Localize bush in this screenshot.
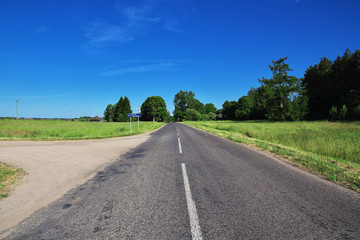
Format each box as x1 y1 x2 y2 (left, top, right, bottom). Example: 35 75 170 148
354 105 360 120
329 106 338 121
185 108 201 121
208 112 217 120
339 105 348 120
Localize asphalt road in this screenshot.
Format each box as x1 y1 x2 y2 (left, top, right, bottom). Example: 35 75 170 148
3 123 360 239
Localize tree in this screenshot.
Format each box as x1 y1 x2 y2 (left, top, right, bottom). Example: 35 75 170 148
185 108 201 121
303 48 360 120
222 100 238 120
204 103 217 114
259 57 301 121
235 96 251 120
103 104 112 122
113 96 132 122
173 90 204 121
141 96 168 121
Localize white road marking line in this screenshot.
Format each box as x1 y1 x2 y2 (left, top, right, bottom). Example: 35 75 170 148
178 137 183 154
181 163 203 240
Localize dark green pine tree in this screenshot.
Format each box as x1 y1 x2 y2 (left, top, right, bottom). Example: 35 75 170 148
259 57 301 121
113 97 124 122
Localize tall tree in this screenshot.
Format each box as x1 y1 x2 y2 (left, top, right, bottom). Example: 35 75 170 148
222 100 238 120
303 48 360 120
113 96 132 122
173 90 204 121
141 96 168 121
204 103 217 114
103 104 112 122
259 57 301 121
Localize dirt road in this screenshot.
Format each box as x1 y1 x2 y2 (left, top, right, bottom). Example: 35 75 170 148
0 132 154 234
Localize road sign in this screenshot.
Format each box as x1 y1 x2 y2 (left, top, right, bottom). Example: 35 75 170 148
127 113 142 132
127 113 142 118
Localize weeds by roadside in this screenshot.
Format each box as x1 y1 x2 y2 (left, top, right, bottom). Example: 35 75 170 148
0 162 25 200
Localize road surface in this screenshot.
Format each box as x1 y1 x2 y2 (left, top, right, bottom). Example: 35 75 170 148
3 123 360 239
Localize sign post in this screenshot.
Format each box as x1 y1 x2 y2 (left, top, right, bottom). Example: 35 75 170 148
127 113 142 132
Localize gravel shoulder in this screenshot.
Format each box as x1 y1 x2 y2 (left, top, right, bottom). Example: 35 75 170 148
0 131 154 234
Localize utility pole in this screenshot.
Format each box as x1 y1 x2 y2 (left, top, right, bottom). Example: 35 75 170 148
137 106 140 131
16 100 18 120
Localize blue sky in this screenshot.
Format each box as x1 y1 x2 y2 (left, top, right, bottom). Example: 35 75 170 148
1 0 359 118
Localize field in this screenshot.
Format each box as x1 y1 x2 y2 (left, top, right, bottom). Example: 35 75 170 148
0 119 164 141
185 121 360 191
0 119 164 199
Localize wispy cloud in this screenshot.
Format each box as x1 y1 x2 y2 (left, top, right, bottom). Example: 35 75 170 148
100 62 176 76
99 58 217 77
35 25 50 34
83 0 194 47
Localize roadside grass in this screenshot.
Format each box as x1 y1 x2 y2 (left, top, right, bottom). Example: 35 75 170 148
185 121 360 192
0 119 165 141
0 162 25 200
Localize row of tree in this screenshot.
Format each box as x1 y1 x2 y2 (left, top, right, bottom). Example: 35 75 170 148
104 95 171 122
104 49 359 122
221 48 360 121
104 96 132 122
173 90 217 121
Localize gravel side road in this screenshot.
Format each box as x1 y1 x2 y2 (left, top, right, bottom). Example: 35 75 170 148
0 131 155 236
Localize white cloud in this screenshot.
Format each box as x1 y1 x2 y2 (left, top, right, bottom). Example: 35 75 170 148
84 0 194 47
84 22 133 46
100 62 176 76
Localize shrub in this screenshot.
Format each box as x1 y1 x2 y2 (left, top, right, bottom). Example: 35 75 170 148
339 105 348 120
185 108 201 121
354 105 360 120
329 106 338 121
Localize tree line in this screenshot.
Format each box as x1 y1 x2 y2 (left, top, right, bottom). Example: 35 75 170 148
104 48 359 122
103 96 132 122
221 48 360 121
103 95 171 122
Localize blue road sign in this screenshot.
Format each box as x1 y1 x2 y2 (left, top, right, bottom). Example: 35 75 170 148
127 113 142 118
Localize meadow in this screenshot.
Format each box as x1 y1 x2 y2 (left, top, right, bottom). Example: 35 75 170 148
0 119 164 140
185 121 360 191
0 119 164 199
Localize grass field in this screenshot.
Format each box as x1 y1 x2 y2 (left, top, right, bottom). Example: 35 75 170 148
185 121 360 191
0 119 165 141
0 119 165 199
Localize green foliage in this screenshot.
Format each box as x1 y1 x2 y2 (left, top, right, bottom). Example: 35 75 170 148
104 104 112 122
141 96 168 121
354 105 360 120
259 57 303 121
222 100 238 120
208 112 216 120
204 103 217 114
173 90 207 121
303 48 360 120
339 105 348 120
104 96 132 122
329 106 338 121
0 162 24 200
185 108 201 121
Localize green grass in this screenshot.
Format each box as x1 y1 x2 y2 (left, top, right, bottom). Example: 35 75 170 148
0 119 165 141
185 121 360 191
0 162 25 200
0 119 165 199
